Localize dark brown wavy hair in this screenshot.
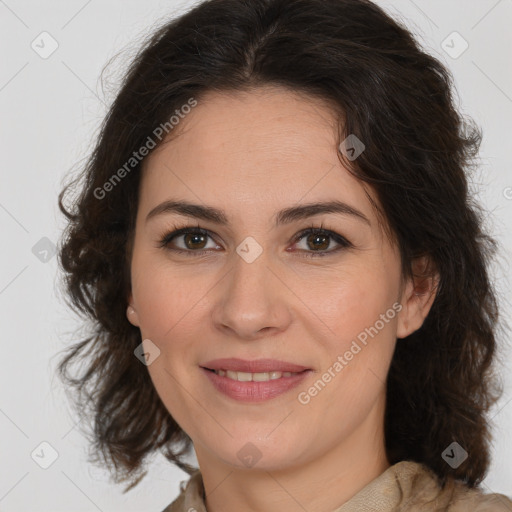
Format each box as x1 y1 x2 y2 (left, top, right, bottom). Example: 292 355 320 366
56 0 505 493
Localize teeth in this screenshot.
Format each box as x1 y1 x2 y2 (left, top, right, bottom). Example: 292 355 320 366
214 369 298 381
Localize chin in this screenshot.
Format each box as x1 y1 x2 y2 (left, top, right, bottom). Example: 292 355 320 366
209 435 305 472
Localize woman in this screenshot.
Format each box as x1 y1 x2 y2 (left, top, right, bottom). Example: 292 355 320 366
57 0 512 510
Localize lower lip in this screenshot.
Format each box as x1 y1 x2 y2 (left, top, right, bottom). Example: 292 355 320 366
200 367 312 402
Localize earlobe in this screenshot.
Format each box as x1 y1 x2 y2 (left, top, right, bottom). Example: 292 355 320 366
396 256 439 339
126 294 140 327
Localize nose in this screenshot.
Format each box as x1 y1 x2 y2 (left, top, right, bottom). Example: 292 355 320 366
210 246 293 340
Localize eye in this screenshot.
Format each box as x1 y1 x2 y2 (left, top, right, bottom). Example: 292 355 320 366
290 226 352 258
158 225 220 255
157 223 352 258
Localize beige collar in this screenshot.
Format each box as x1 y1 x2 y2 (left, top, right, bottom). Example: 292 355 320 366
162 460 512 512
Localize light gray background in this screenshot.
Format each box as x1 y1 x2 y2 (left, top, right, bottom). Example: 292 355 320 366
1 0 511 510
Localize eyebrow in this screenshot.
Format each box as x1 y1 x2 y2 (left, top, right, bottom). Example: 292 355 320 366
145 199 371 227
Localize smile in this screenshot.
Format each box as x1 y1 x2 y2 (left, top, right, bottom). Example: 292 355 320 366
201 367 312 402
210 369 302 381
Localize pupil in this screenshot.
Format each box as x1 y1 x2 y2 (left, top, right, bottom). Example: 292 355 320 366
185 233 206 249
308 234 328 250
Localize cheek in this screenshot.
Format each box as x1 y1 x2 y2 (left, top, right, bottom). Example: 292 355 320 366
130 257 206 429
131 252 207 338
303 263 400 400
305 263 399 342
300 270 399 422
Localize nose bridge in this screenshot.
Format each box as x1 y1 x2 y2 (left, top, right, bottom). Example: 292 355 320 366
212 240 291 338
231 241 271 296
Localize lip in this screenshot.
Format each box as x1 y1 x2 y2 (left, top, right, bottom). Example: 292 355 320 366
201 358 311 373
200 367 312 402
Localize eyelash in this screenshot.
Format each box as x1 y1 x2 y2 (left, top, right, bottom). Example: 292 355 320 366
157 222 353 259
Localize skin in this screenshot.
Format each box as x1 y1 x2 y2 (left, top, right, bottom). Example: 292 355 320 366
126 85 438 512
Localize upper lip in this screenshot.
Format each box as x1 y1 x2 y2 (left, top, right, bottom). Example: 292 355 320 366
201 358 310 373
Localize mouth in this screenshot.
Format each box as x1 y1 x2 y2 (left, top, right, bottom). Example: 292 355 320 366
200 364 312 402
199 357 312 402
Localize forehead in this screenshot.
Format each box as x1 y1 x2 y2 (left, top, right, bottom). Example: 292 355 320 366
138 86 385 236
150 86 340 168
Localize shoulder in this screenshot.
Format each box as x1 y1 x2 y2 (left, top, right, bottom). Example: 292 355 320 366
394 461 512 511
160 470 205 512
446 479 512 511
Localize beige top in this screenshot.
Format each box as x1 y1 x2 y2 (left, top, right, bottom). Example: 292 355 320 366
161 460 512 512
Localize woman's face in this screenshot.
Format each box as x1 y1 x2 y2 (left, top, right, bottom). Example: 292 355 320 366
127 86 432 474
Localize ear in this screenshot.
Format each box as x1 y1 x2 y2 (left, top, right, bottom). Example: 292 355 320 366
126 292 140 327
396 255 439 339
